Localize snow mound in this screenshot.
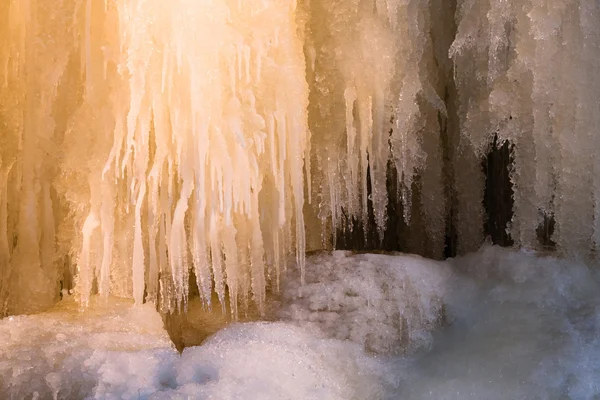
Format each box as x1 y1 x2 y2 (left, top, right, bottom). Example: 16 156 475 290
0 297 396 400
397 245 600 399
0 297 178 400
154 322 397 400
3 247 600 399
277 251 452 354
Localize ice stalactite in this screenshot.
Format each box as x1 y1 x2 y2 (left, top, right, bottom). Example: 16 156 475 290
1 0 600 317
79 0 309 314
306 0 447 257
1 0 310 316
451 0 600 257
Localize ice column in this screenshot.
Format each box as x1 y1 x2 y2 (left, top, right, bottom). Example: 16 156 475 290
306 0 447 257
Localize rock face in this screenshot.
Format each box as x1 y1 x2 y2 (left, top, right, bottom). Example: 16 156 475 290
161 296 233 351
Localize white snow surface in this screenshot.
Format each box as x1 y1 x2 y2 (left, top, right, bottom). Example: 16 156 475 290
2 246 600 399
0 298 178 400
0 297 395 399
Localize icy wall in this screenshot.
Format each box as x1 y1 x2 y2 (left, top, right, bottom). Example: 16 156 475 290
451 0 600 255
0 0 310 316
0 0 599 316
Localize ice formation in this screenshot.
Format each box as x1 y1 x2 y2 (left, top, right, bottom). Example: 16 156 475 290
304 0 447 255
2 247 600 399
0 0 599 317
277 251 451 354
0 0 310 315
451 0 600 254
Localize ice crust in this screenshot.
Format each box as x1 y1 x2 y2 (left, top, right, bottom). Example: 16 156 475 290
277 251 452 354
2 247 600 399
0 299 394 400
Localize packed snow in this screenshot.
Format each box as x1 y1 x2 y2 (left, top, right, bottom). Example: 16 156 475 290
1 246 600 399
0 297 177 399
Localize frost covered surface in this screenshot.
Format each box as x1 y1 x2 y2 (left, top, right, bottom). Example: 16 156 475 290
397 246 600 399
2 248 600 399
0 297 178 399
277 251 451 354
0 299 396 400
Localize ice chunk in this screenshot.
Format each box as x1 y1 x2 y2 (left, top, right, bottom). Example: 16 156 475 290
277 251 452 354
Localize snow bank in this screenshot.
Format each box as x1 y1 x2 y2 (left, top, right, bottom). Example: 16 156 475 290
0 297 396 399
153 322 397 400
0 297 178 399
276 250 452 354
2 247 600 399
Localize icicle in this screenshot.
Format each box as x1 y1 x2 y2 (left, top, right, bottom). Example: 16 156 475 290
2 0 599 319
99 184 114 298
0 160 14 316
78 207 100 308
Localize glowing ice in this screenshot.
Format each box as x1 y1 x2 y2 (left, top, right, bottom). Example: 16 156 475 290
0 0 310 315
0 0 599 317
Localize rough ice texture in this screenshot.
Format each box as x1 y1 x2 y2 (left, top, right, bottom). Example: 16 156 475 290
276 251 451 354
2 248 600 398
451 0 600 256
1 0 600 318
0 298 396 400
0 297 178 399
